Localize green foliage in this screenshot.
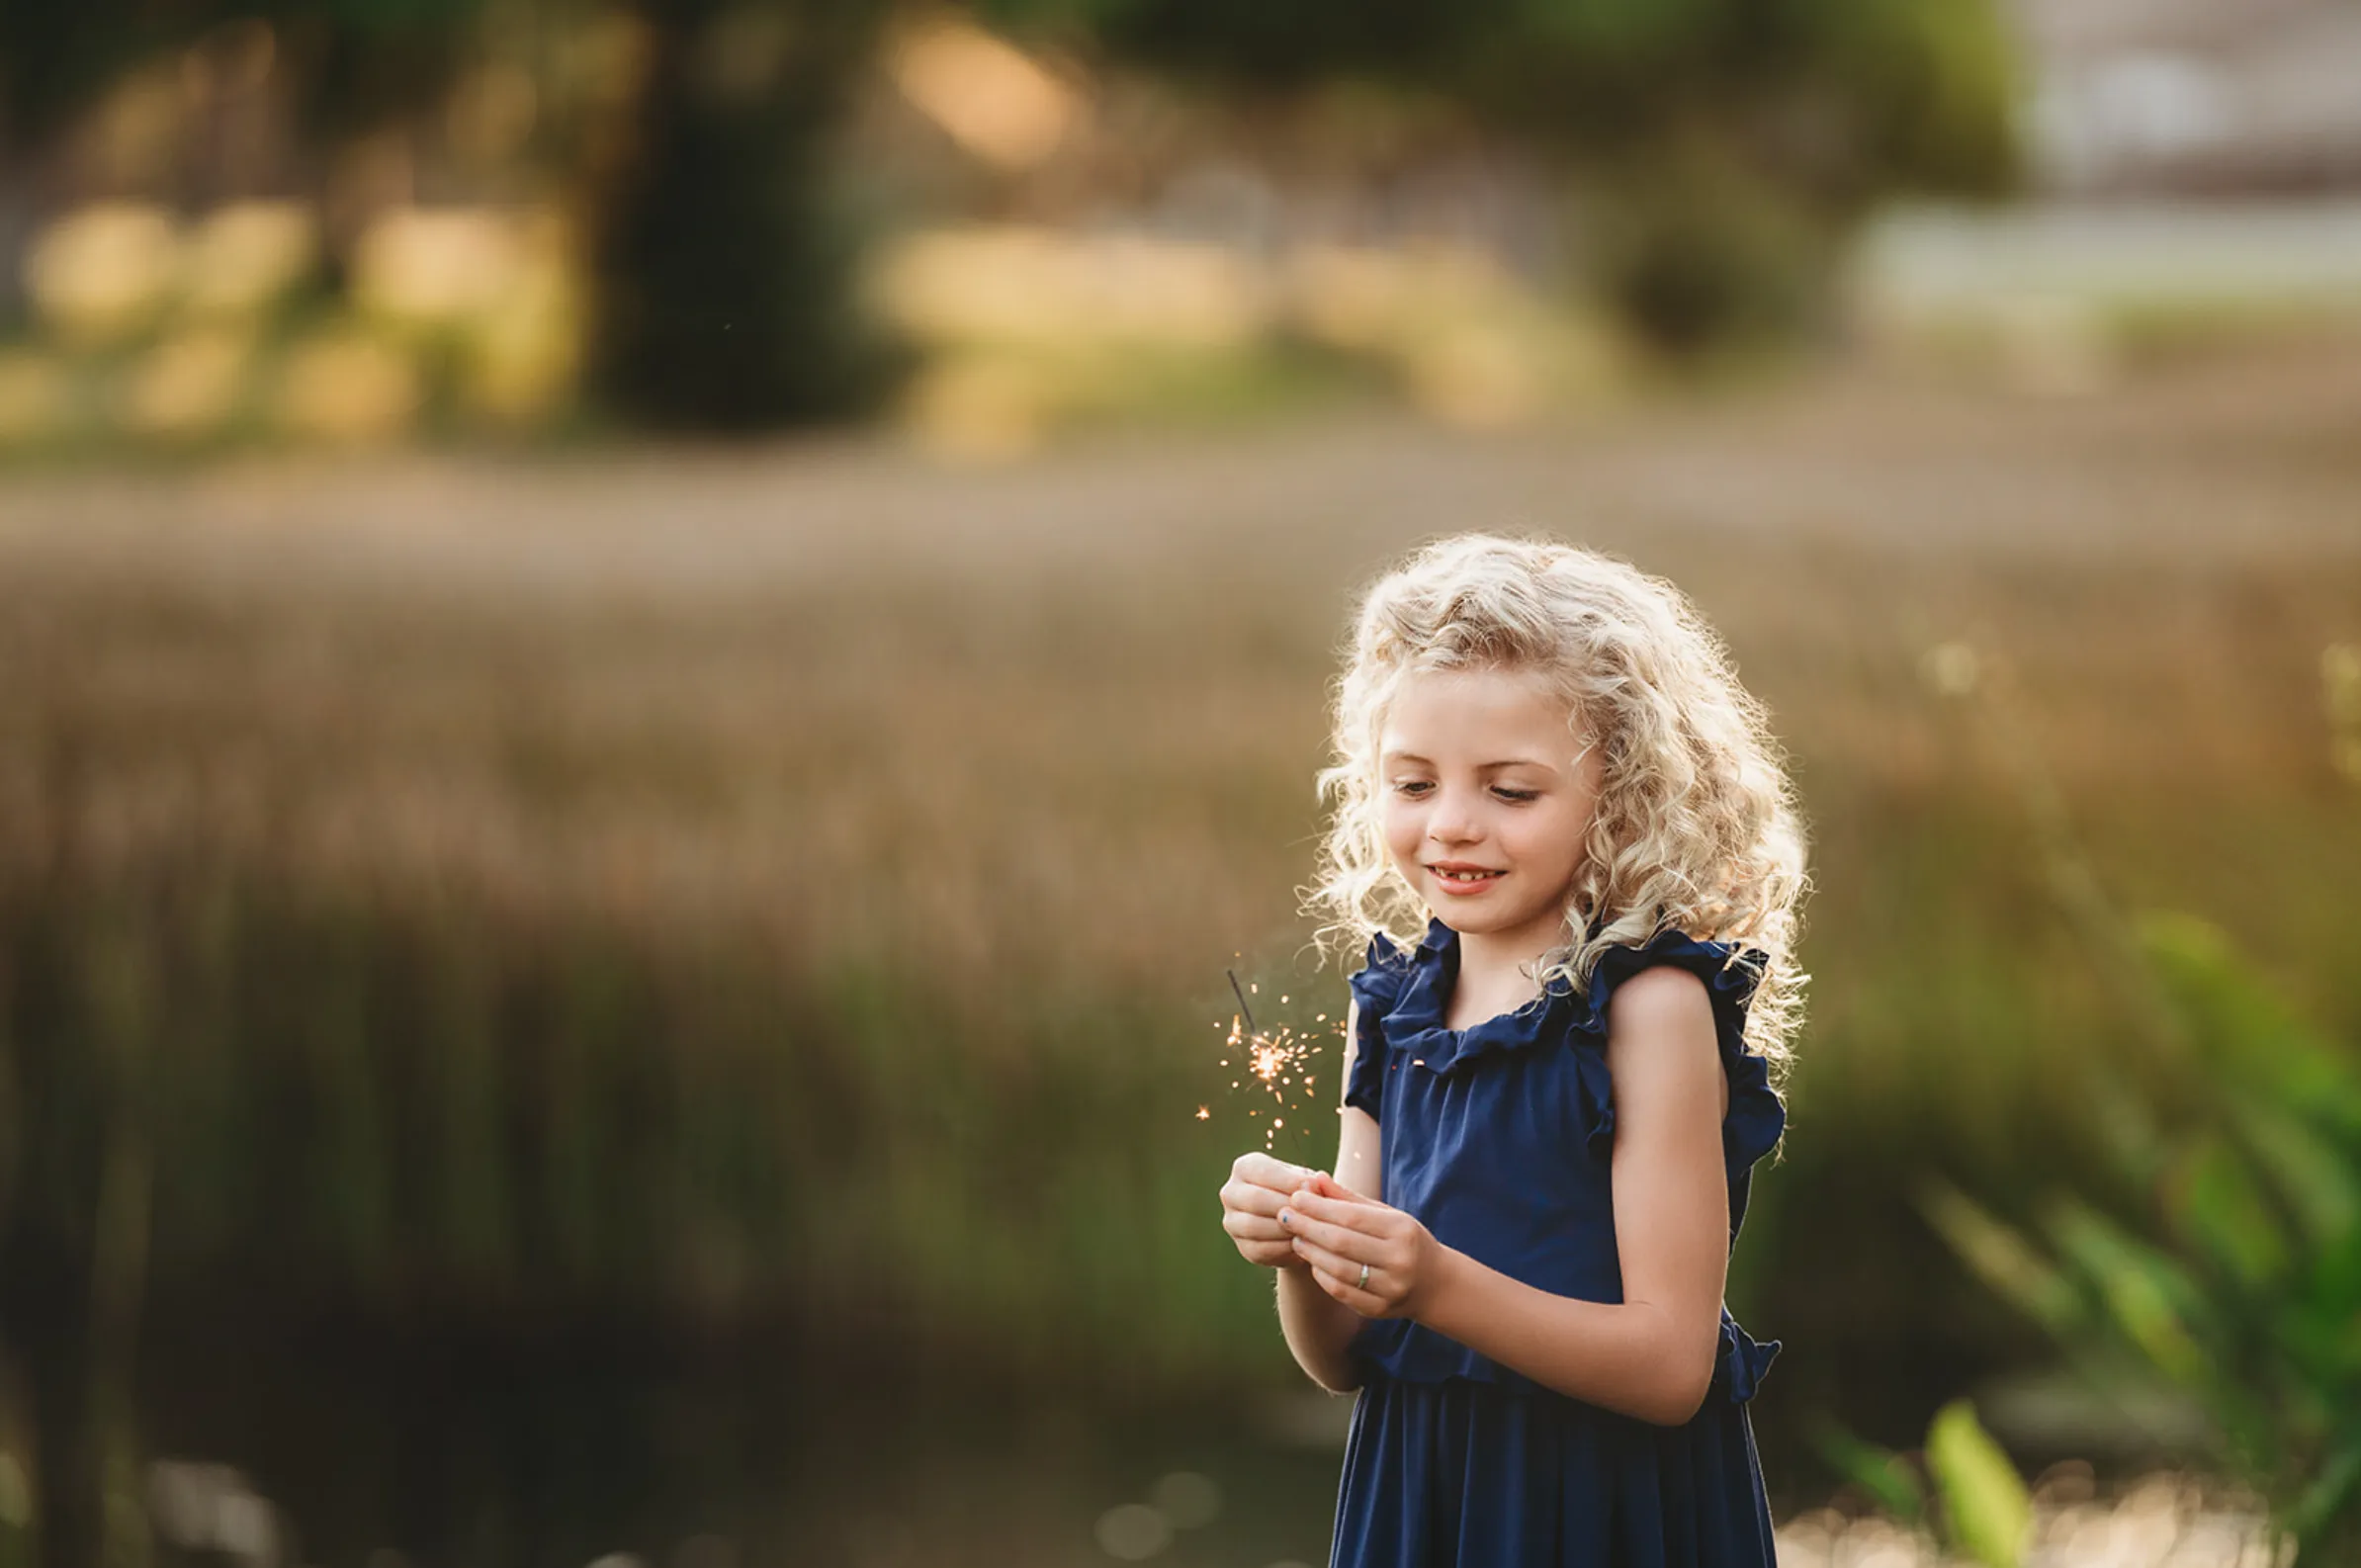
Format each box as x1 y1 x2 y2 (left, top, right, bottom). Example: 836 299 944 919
1585 137 1841 354
1928 915 2361 1563
0 869 1268 1390
1809 1416 1928 1525
985 0 2021 348
1927 1400 2035 1568
1810 1401 2030 1566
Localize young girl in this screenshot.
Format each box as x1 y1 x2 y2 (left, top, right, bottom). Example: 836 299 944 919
1217 534 1806 1566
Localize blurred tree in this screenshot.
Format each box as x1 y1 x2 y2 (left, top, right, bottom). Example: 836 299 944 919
983 0 2022 350
581 0 902 432
0 0 899 429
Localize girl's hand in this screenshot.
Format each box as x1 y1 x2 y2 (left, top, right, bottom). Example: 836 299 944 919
1280 1173 1447 1319
1219 1152 1322 1269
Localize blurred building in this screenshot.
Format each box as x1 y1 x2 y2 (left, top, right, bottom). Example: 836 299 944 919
2014 0 2361 194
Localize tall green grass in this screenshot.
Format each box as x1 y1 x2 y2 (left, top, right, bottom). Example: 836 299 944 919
2 351 2358 1545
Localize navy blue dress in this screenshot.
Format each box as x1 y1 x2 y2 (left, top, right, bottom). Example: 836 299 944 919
1331 918 1785 1568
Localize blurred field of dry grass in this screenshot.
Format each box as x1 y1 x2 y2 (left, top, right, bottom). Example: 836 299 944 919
6 344 2355 962
2 341 2358 1431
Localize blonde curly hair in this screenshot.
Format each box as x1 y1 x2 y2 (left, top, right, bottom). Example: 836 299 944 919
1306 534 1809 1077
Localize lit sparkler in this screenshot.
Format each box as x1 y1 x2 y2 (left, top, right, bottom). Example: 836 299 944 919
1203 967 1336 1158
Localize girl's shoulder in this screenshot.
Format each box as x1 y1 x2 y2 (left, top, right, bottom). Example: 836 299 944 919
1569 927 1767 1043
1575 927 1784 1174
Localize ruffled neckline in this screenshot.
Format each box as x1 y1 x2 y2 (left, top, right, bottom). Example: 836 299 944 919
1356 917 1767 1080
1354 917 1577 1077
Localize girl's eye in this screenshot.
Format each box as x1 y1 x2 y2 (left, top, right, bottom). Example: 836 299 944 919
1390 780 1434 798
1492 787 1539 803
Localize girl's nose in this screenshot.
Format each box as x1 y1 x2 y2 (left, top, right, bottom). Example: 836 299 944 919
1426 789 1483 843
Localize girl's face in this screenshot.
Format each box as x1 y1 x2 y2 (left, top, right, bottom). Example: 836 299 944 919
1378 666 1602 957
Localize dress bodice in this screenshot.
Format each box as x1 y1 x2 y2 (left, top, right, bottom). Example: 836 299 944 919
1341 918 1784 1400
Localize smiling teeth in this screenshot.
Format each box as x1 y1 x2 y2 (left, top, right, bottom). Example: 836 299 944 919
1438 870 1499 882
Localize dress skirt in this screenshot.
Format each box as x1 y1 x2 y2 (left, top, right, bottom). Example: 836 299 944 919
1331 1375 1779 1568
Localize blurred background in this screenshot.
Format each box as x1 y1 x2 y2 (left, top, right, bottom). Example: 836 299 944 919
2 1 2359 1565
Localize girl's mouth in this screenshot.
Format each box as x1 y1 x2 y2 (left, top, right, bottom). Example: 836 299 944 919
1430 865 1505 893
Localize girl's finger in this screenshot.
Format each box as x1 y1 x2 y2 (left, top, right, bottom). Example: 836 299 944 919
1288 1233 1366 1283
1288 1191 1385 1233
1308 1262 1385 1314
1221 1180 1288 1217
1234 1153 1315 1192
1222 1210 1285 1242
1279 1205 1371 1261
1305 1171 1373 1203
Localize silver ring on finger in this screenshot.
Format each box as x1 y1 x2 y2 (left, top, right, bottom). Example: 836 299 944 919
1356 1262 1371 1291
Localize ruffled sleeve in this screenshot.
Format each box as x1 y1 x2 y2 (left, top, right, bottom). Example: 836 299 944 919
1563 931 1786 1177
1712 1309 1783 1402
1343 930 1414 1121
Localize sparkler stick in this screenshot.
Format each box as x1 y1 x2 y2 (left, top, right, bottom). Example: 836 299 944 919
1227 969 1259 1040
